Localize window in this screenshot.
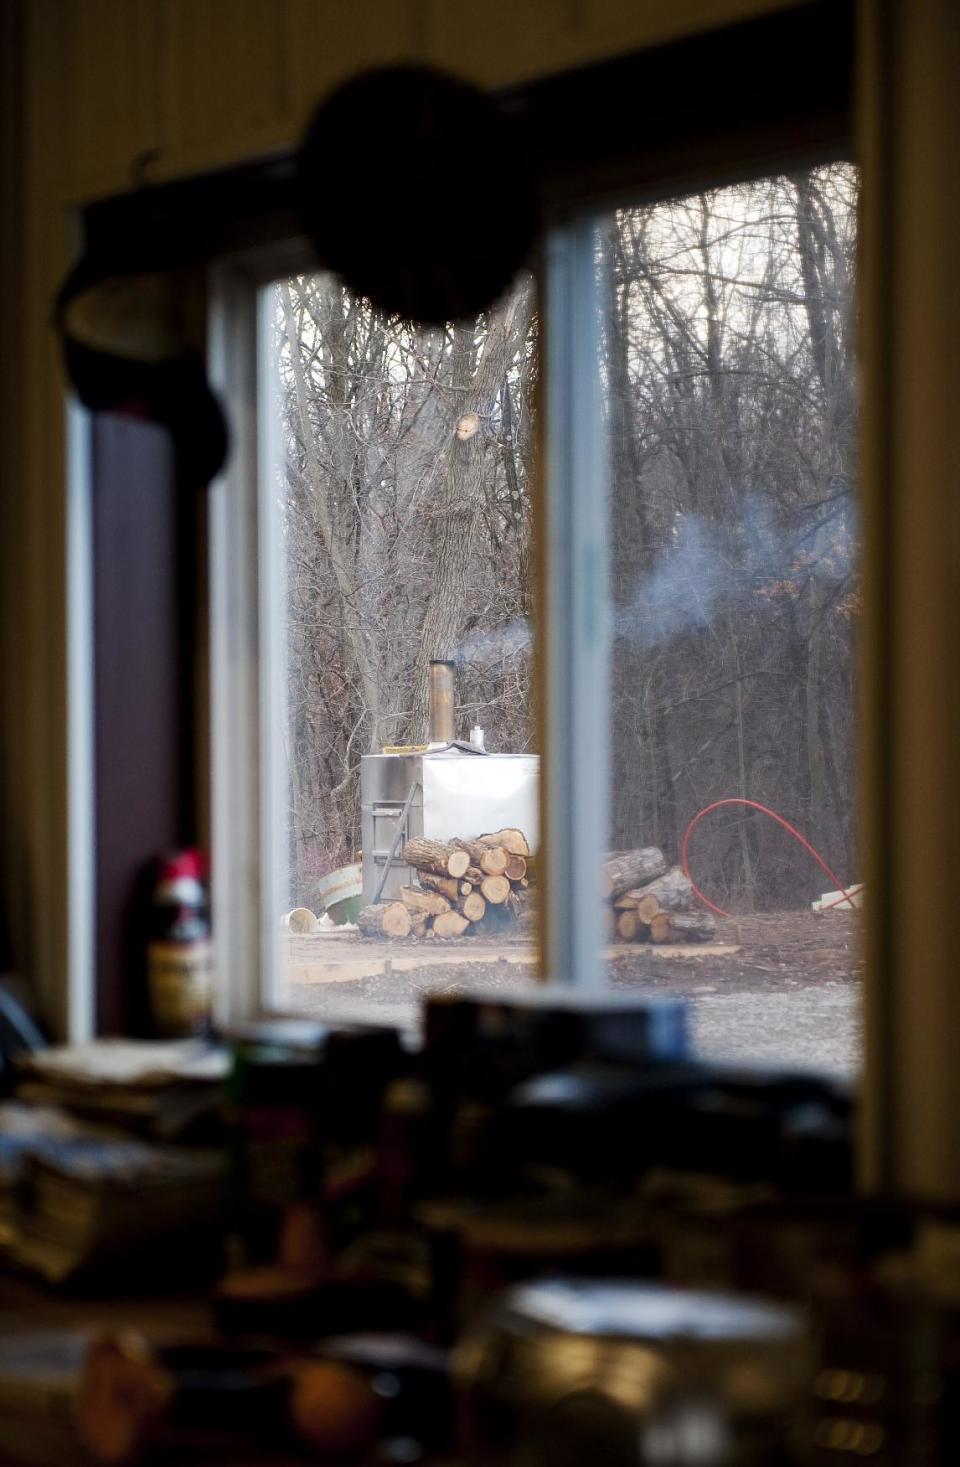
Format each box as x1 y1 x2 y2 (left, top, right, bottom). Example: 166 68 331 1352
263 269 541 1025
202 8 858 1078
599 168 861 1072
228 160 860 1079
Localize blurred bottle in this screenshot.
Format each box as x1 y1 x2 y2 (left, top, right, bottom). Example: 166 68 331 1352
147 849 213 1038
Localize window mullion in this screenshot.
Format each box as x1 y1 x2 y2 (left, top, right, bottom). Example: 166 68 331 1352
209 269 270 1026
542 216 611 985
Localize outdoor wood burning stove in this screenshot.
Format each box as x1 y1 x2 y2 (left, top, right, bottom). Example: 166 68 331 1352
360 662 539 904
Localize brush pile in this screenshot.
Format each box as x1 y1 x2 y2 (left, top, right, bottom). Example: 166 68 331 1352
604 848 717 944
357 829 533 940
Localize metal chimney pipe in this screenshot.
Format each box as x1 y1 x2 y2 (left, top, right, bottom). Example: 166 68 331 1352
429 660 456 744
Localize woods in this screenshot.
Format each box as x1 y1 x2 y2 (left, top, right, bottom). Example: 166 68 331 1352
276 164 858 912
277 274 536 897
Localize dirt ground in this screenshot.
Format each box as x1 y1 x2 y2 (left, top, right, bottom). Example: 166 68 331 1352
286 910 862 1075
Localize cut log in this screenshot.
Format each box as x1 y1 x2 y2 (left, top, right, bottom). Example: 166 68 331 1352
382 903 413 939
601 848 668 900
616 910 651 942
476 829 530 857
402 838 469 879
649 913 671 944
664 910 718 944
465 865 484 886
649 909 717 944
357 902 412 939
460 880 474 896
504 855 527 881
451 838 488 866
613 892 661 924
634 894 661 923
400 886 451 917
480 875 511 905
412 917 429 939
479 846 509 876
418 871 461 904
433 910 470 939
627 865 695 914
461 892 487 923
287 907 320 933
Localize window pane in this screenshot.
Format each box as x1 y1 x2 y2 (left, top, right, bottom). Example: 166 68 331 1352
266 274 540 1022
600 166 861 1072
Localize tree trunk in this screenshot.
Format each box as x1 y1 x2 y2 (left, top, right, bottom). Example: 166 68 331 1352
651 910 718 944
477 828 530 856
452 838 489 866
461 892 487 923
433 910 470 939
615 866 693 913
602 848 668 900
480 874 511 905
280 283 382 751
479 846 509 876
358 903 412 938
400 886 451 917
617 910 650 942
418 871 461 903
402 838 470 878
407 282 536 741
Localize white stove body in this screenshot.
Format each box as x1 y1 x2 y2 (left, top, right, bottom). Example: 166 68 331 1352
360 750 539 904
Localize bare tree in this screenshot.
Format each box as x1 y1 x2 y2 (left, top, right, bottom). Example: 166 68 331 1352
276 275 536 897
275 162 859 911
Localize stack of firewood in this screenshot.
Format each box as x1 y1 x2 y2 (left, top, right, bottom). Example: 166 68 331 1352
357 829 533 940
357 836 715 946
604 848 717 944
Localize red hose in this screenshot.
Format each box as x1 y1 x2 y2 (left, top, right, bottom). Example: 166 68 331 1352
680 797 860 917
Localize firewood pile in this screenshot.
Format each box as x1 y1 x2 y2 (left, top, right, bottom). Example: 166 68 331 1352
357 829 534 941
358 836 717 946
604 848 717 944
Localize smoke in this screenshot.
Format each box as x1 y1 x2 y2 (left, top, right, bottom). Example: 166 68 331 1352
615 493 857 649
453 495 857 662
458 618 532 667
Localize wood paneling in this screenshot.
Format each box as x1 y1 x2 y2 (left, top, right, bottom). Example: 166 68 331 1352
858 0 960 1199
65 0 164 200
11 0 72 1033
284 0 423 129
157 0 292 160
44 0 805 203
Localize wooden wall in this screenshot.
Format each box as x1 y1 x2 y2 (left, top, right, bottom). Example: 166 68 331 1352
50 0 796 202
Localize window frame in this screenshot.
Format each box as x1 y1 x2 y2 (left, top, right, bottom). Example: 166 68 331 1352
207 223 619 1009
210 215 858 1015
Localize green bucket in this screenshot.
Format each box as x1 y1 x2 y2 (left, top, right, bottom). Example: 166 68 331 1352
317 862 363 926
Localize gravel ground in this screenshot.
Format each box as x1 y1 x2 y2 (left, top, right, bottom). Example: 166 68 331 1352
287 911 862 1076
688 984 859 1073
